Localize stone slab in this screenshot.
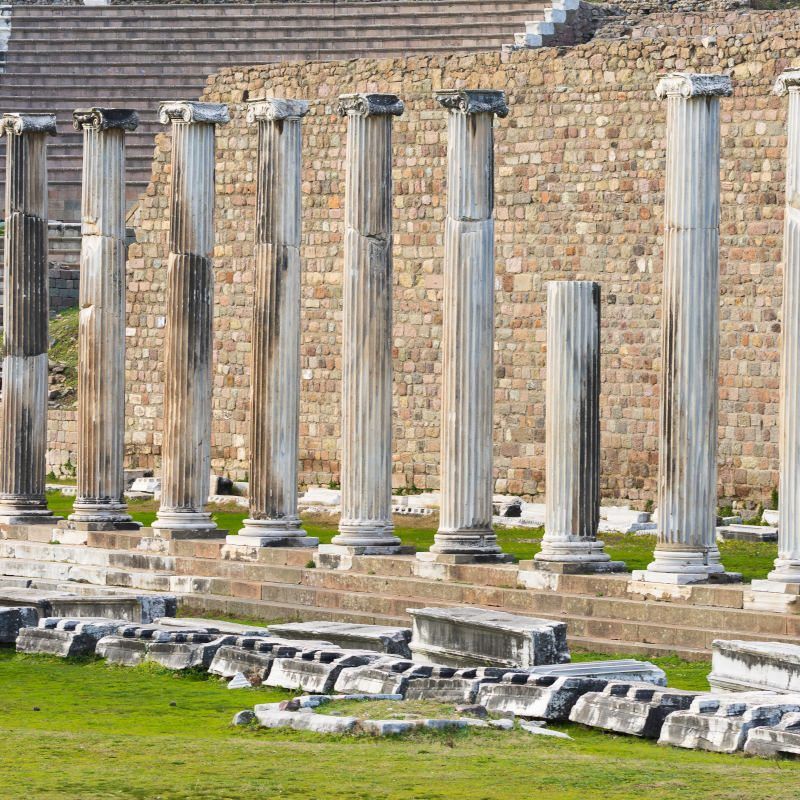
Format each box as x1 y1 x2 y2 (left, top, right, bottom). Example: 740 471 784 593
527 659 667 686
145 634 238 670
155 616 273 636
96 635 149 666
408 606 569 668
404 667 513 704
0 605 38 643
709 640 800 694
744 710 800 757
333 657 431 696
716 524 778 543
478 675 608 720
16 626 98 657
568 681 702 738
659 693 800 753
267 621 412 658
266 649 379 694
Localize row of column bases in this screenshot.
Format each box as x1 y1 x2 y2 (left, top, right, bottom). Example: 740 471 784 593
3 71 800 592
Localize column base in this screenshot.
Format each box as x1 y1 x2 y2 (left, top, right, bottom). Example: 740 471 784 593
68 501 139 530
531 539 626 573
152 508 219 539
0 495 58 525
316 542 415 570
632 547 741 585
331 520 401 550
744 577 800 612
425 529 511 562
228 516 317 548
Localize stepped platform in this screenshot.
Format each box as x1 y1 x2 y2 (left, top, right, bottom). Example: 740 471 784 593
0 0 549 220
1 523 798 662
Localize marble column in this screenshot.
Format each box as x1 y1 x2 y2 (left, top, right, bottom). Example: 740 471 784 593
0 114 57 524
69 108 139 527
756 71 800 597
422 89 510 564
230 98 318 548
329 93 403 553
634 73 733 585
152 101 228 537
534 281 623 573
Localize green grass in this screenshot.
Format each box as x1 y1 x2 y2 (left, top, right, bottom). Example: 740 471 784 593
42 490 780 582
1 648 799 800
47 305 80 407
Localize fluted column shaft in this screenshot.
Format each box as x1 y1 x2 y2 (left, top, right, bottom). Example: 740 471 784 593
637 74 732 584
771 72 800 583
70 109 138 525
427 90 509 561
332 93 403 550
233 99 317 547
0 114 57 523
153 101 228 535
535 281 620 571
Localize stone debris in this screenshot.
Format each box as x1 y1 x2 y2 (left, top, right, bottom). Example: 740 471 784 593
208 637 313 680
145 634 238 671
228 672 253 689
409 606 569 668
568 682 701 738
17 617 129 657
659 693 800 753
527 659 666 686
232 709 256 726
716 524 778 543
404 666 513 704
744 710 800 758
96 635 150 666
479 674 608 720
265 648 379 694
267 621 412 658
520 721 573 740
708 640 800 694
0 605 38 643
333 656 432 695
155 616 273 636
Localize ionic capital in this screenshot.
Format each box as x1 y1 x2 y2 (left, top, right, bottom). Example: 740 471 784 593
655 73 732 100
247 98 309 124
775 70 800 97
337 93 404 118
1 113 57 136
158 101 229 126
73 108 139 132
436 89 509 118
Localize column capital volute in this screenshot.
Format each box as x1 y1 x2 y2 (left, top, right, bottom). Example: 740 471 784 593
247 98 309 124
436 89 509 118
655 72 732 101
0 113 57 136
337 93 404 118
72 107 139 132
775 70 800 97
158 101 230 126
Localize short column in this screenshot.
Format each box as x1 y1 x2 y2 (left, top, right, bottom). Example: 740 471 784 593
421 89 511 564
328 93 403 555
69 108 139 529
229 99 318 548
0 114 58 524
533 281 624 573
748 70 800 610
152 101 229 537
633 73 735 585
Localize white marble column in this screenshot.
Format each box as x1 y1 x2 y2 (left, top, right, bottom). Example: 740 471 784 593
69 108 139 528
534 281 623 573
0 114 58 524
422 89 510 564
634 73 733 585
152 101 228 537
230 98 317 548
330 93 403 553
751 71 800 601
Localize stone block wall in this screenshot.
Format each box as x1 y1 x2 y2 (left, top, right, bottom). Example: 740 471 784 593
120 10 800 505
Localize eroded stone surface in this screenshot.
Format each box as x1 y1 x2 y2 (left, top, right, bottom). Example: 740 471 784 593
709 640 800 694
333 656 431 695
528 659 667 686
744 710 800 758
145 634 237 670
0 605 38 643
268 621 412 658
266 648 379 694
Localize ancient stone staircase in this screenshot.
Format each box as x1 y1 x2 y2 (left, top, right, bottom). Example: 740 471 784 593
2 525 798 662
0 0 550 220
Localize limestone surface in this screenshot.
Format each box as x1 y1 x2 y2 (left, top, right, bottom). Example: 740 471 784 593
267 621 412 657
0 605 38 643
744 710 800 758
266 649 379 694
478 675 608 720
332 656 431 695
145 634 237 670
527 659 667 686
709 640 800 694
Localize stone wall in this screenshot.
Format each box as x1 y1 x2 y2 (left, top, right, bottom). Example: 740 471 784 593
121 10 800 506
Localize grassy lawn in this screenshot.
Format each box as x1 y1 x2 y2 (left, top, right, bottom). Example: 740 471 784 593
1 648 799 800
43 491 778 582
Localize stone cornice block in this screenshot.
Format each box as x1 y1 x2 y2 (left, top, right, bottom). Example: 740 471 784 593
247 98 309 123
1 113 57 136
775 70 800 97
158 101 230 126
655 73 732 100
337 93 404 118
436 89 509 118
72 108 139 132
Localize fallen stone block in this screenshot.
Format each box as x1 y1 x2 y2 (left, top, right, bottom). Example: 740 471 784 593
478 674 608 720
744 710 800 758
333 657 432 695
155 616 272 636
290 713 359 734
569 682 701 738
716 524 778 543
709 640 800 694
0 606 38 643
253 706 298 728
232 709 256 726
266 649 379 694
409 606 569 668
659 693 800 753
520 721 573 740
267 621 412 658
359 719 422 736
209 641 299 681
16 626 97 657
405 667 513 704
145 634 237 671
527 659 666 686
96 635 149 666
